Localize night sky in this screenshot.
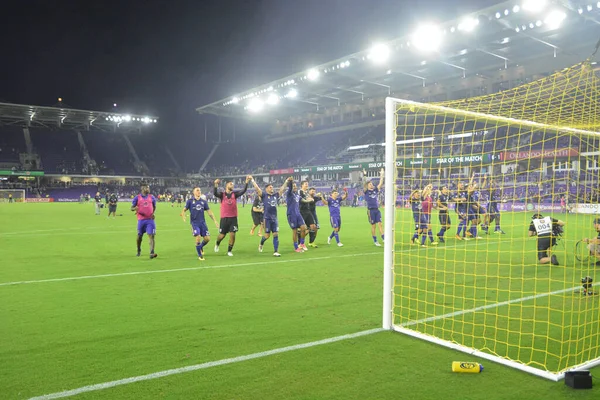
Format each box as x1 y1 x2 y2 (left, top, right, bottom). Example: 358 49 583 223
1 0 501 135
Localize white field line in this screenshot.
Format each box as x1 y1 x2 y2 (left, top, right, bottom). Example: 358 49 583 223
27 328 386 400
0 239 508 288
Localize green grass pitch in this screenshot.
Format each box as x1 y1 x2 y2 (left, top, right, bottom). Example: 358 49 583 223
0 202 599 399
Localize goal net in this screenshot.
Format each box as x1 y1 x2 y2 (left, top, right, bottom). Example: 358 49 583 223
382 62 600 381
0 189 25 203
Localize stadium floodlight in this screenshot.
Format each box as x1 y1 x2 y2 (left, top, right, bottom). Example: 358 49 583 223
412 24 443 53
153 119 157 123
587 4 593 11
113 103 117 107
544 9 566 29
368 43 391 64
124 115 131 122
266 93 279 105
513 5 520 12
307 68 320 81
286 88 298 98
247 98 264 112
231 97 239 104
495 11 501 18
458 17 479 32
522 0 547 13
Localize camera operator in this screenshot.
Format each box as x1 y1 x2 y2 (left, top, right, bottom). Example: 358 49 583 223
582 218 600 266
528 213 565 266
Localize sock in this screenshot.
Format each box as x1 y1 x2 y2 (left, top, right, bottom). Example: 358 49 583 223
216 239 222 246
196 244 203 257
260 237 268 245
472 226 478 237
330 232 336 239
309 231 316 243
381 234 385 241
421 234 427 245
227 244 233 252
438 227 446 237
457 222 464 236
273 236 279 252
150 248 154 254
294 242 298 250
412 232 419 241
300 237 305 245
428 230 434 242
372 235 378 243
334 232 340 243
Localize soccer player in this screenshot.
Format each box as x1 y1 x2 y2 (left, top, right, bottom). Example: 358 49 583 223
8 193 13 203
455 183 470 241
437 186 452 243
482 176 505 234
181 187 218 261
250 179 286 257
363 168 385 246
284 176 308 252
131 183 158 259
94 191 103 215
213 175 251 256
409 189 422 245
250 193 264 236
418 185 438 247
466 183 483 240
528 213 564 265
307 187 322 247
582 218 600 266
299 181 319 247
107 192 118 218
322 188 347 246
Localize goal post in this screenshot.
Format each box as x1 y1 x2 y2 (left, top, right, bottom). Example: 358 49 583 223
0 189 25 203
383 62 600 381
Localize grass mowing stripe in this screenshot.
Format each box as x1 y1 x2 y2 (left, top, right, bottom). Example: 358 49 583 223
27 328 385 400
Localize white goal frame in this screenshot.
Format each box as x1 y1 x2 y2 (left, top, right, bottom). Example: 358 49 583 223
382 96 600 381
0 189 25 202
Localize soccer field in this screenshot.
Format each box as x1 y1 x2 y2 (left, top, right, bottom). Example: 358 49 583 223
1 202 599 399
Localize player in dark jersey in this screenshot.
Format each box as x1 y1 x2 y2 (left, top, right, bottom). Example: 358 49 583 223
321 188 347 246
213 176 251 257
307 187 322 247
250 179 287 257
418 185 437 247
436 186 452 243
284 177 308 252
409 189 422 245
363 168 385 246
455 183 470 241
250 194 264 236
299 181 319 247
482 177 505 234
181 187 218 261
466 183 483 240
107 192 119 218
528 213 564 265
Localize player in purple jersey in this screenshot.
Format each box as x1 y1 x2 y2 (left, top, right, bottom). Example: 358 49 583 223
250 179 288 257
284 177 308 253
363 168 385 246
181 187 218 261
322 188 347 247
131 183 158 259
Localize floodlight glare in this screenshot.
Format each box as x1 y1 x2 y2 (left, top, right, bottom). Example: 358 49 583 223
266 93 279 105
247 98 264 112
231 97 239 104
368 43 390 63
513 5 520 12
544 9 566 29
124 115 131 122
458 17 479 32
307 68 320 81
412 24 443 52
522 0 547 13
587 4 593 11
286 88 298 98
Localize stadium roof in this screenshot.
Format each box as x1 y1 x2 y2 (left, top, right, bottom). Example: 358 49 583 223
196 0 600 122
0 102 159 133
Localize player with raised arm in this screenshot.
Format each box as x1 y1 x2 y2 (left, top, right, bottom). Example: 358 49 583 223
307 187 322 247
131 183 158 259
181 187 218 261
436 186 452 243
528 213 565 265
321 188 347 246
284 177 308 252
363 168 385 246
250 179 286 257
213 176 251 256
299 181 319 248
455 182 470 241
250 193 264 236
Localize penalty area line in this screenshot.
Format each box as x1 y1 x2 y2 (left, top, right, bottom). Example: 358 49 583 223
28 328 385 400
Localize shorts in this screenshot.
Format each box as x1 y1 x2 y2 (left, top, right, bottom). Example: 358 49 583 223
439 213 451 226
192 222 209 237
219 217 239 235
419 213 431 229
108 204 117 213
457 210 467 221
467 211 479 221
488 203 499 215
137 219 156 236
264 218 279 234
368 209 382 224
330 216 341 229
537 236 553 260
287 214 305 229
301 211 316 227
252 211 264 226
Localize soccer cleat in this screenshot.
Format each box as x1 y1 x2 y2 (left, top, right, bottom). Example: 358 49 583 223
327 237 331 245
430 241 439 246
475 236 483 240
301 244 308 251
214 244 220 252
463 237 471 241
227 252 233 257
150 253 158 259
466 231 473 237
198 256 205 261
258 244 264 253
551 254 559 265
337 242 344 247
273 252 281 257
308 243 318 248
294 248 304 253
438 238 445 243
374 242 382 247
421 244 427 248
455 235 462 241
136 250 141 257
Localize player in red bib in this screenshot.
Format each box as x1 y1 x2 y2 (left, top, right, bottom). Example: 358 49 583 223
213 175 251 256
131 183 158 259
